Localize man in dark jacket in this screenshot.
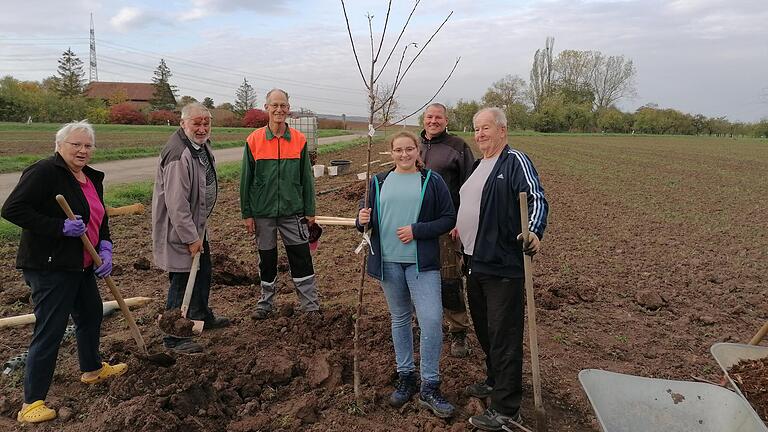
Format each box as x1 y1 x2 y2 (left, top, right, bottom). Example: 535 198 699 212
459 108 549 431
420 103 475 357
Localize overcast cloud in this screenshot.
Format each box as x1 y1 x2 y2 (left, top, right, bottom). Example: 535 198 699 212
1 0 765 121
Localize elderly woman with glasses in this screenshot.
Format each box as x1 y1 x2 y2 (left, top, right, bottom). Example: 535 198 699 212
1 120 127 424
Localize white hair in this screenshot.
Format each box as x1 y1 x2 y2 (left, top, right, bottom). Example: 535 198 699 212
181 102 211 120
55 120 95 151
266 88 289 102
473 107 507 128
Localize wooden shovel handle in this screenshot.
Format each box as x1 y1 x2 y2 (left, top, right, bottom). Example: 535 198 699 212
519 192 548 431
55 194 149 356
106 203 145 217
750 321 768 345
180 252 201 320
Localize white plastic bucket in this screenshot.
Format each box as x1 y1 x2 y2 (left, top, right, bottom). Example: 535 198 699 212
357 172 367 180
313 165 325 177
328 166 339 176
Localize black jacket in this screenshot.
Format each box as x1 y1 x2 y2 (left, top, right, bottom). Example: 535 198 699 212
469 146 548 279
1 153 110 271
420 129 475 209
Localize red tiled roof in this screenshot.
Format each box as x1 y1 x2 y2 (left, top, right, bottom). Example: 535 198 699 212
84 82 157 102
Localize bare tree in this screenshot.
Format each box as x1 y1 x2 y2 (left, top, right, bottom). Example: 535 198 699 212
481 74 527 109
589 53 637 110
529 36 554 112
373 83 400 125
340 0 459 404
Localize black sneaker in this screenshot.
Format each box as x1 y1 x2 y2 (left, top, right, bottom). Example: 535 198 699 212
165 339 203 354
204 315 231 329
468 408 521 431
466 380 493 398
389 371 418 408
418 380 455 418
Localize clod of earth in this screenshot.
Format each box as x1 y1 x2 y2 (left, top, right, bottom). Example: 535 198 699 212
636 289 665 310
728 358 768 420
0 281 30 305
211 253 257 286
133 257 152 270
158 308 195 337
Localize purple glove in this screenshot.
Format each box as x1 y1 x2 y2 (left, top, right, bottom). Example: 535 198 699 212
62 216 86 237
95 240 113 278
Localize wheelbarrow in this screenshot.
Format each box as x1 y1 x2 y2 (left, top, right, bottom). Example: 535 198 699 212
579 369 767 432
711 343 768 403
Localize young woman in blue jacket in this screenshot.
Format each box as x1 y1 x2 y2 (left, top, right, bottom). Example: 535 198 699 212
356 131 456 418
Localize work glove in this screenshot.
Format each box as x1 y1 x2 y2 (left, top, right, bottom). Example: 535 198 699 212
62 216 86 237
517 231 541 256
95 240 113 278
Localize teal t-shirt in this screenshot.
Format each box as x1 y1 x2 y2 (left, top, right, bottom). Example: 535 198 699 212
379 172 421 263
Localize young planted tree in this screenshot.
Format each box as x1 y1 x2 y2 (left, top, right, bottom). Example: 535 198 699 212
234 77 256 117
151 59 178 110
340 0 460 403
56 48 85 97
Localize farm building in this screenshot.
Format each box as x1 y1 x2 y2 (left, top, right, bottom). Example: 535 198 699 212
83 82 175 110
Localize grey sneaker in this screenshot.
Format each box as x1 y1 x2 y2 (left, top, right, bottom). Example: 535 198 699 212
466 380 493 398
469 408 521 431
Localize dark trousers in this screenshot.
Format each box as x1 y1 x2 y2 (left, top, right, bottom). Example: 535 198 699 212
23 269 103 403
466 270 525 416
164 240 213 346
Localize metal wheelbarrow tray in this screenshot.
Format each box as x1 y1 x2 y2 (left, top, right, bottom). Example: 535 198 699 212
711 343 768 408
579 369 767 432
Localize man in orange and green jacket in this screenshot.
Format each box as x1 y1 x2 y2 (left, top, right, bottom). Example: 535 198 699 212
240 88 320 319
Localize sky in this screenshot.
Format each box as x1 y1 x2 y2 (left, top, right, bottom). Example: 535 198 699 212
1 0 767 122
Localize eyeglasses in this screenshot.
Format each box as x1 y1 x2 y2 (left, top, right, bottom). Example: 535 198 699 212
391 146 417 155
268 103 289 110
65 142 94 151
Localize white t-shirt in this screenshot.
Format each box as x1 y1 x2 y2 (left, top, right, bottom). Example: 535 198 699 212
457 156 498 255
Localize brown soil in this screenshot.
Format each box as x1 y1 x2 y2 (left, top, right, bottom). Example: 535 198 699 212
158 308 195 338
0 138 765 431
729 358 768 420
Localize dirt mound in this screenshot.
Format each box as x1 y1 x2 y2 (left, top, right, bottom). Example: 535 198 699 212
158 308 195 337
211 254 258 286
339 180 366 201
728 358 768 420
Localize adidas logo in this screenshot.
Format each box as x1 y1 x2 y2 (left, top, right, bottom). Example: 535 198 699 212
497 173 504 179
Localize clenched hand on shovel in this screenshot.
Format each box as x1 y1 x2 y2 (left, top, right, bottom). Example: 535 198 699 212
517 231 541 256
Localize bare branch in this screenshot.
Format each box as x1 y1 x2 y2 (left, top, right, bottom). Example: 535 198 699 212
372 44 414 113
389 11 453 98
376 57 461 129
373 0 421 83
340 0 370 90
367 13 375 62
373 1 392 63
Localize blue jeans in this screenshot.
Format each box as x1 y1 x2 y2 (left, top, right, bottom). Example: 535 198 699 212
380 262 443 382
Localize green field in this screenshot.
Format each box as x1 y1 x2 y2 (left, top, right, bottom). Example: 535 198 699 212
0 123 353 173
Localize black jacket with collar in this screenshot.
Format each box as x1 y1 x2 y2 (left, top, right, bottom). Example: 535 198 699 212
1 153 110 271
419 129 475 209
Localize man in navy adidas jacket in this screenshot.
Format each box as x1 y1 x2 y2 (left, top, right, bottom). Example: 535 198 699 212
457 107 549 431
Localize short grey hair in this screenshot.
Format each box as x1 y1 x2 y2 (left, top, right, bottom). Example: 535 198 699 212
266 88 289 102
55 120 95 151
473 107 507 128
424 103 448 116
181 102 211 120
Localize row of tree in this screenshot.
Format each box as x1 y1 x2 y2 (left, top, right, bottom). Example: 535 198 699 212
438 37 767 137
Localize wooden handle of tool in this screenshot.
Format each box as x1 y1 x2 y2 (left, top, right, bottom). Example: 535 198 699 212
180 252 201 320
106 203 145 217
519 192 548 431
0 297 154 328
55 194 149 356
749 321 768 345
315 216 357 226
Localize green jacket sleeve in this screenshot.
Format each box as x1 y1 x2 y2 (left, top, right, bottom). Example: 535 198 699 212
300 142 316 216
239 143 254 218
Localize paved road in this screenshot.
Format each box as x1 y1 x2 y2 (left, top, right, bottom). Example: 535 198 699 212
0 133 363 205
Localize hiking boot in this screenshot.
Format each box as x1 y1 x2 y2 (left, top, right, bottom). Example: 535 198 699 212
251 308 272 320
389 371 418 408
465 380 493 398
418 380 455 418
165 339 203 354
450 331 469 358
204 315 231 329
469 407 521 431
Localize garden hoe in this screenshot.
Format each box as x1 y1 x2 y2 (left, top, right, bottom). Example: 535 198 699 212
56 195 175 367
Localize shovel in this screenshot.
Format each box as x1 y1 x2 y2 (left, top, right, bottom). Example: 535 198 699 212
519 192 548 432
56 195 175 367
180 252 205 335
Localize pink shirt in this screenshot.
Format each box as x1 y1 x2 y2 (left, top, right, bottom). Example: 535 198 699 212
79 177 105 268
